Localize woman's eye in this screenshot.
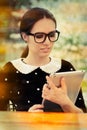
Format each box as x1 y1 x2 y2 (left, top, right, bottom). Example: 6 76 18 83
36 34 44 39
50 32 55 37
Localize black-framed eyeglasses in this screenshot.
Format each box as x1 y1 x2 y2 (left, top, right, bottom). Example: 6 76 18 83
26 30 60 44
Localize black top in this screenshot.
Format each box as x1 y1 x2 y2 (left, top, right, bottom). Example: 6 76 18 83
0 58 86 112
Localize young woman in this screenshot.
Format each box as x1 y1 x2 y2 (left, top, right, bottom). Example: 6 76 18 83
0 7 86 112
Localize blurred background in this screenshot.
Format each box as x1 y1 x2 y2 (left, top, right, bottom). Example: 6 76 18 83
0 0 87 106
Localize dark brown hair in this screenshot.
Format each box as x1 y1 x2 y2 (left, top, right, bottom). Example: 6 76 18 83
20 7 57 58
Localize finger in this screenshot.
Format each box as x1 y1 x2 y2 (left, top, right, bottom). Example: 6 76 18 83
46 76 55 89
33 109 43 112
42 83 50 92
31 104 44 109
42 92 49 100
42 91 47 98
28 104 44 112
42 85 49 98
61 77 67 92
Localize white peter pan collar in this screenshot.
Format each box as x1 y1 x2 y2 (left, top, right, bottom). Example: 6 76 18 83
11 57 61 74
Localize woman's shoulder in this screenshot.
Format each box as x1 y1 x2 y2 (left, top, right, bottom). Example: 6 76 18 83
0 61 16 80
0 59 21 73
1 62 13 72
61 59 74 66
60 59 76 71
61 59 75 71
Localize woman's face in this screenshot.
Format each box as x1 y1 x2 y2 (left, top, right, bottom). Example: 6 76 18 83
25 18 56 58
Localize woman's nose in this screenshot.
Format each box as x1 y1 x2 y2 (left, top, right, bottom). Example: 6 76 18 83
43 36 51 45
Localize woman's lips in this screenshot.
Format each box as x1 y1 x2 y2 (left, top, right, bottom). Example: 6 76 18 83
40 48 50 52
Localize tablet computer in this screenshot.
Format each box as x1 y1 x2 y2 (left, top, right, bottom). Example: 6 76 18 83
42 71 85 112
50 71 85 103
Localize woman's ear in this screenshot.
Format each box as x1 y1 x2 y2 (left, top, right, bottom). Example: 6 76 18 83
21 32 28 42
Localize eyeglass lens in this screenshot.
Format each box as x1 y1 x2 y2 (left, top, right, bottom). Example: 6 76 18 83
34 30 59 43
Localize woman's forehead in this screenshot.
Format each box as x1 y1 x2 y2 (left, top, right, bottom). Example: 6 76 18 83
31 18 56 33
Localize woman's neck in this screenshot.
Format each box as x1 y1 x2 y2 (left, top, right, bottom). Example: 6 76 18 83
23 55 51 66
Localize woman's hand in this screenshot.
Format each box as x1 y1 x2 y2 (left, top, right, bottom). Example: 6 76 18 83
42 76 83 113
42 76 68 106
28 104 44 112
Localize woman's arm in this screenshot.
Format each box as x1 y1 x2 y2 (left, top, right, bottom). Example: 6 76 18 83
42 76 84 113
